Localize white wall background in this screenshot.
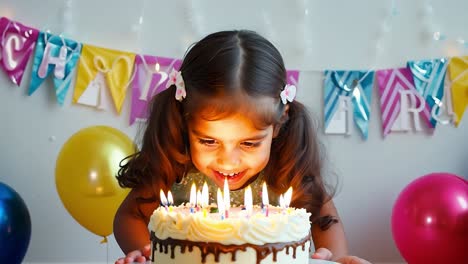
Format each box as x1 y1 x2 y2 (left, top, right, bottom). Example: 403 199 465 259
0 0 467 263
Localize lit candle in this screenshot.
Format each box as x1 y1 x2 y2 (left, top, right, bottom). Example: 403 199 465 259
201 182 209 217
189 182 196 213
262 182 269 217
284 187 293 214
167 190 174 212
244 185 253 217
223 177 230 218
217 188 225 220
160 190 168 211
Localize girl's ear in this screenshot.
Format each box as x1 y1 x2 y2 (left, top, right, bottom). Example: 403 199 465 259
273 104 290 138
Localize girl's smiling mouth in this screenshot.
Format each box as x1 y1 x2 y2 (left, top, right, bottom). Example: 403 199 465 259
213 170 247 188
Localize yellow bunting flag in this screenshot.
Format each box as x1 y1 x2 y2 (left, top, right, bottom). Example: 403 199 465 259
73 44 135 114
448 56 468 127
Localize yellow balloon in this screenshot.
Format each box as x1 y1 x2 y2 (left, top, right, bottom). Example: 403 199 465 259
55 126 135 239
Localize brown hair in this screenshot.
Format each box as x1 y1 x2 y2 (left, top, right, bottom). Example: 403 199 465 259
117 30 336 229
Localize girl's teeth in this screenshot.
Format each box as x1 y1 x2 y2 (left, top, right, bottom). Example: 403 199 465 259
220 171 238 177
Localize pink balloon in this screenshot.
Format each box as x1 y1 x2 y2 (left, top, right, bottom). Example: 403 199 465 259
391 173 468 264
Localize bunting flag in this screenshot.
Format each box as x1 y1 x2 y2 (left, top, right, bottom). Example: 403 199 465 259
376 67 434 136
28 32 81 105
286 70 300 86
407 58 448 128
73 45 135 114
324 70 374 139
0 17 39 86
129 55 182 125
447 56 468 127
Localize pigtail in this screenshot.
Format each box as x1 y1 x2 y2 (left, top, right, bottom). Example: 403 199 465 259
265 101 337 230
116 86 190 193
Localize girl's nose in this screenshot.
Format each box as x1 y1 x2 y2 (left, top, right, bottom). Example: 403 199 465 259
217 147 241 169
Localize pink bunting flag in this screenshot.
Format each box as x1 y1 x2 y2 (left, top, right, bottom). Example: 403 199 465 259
376 67 433 137
129 55 182 125
0 17 39 86
286 70 300 87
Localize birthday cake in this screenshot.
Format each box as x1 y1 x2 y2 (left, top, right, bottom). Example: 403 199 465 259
149 204 312 264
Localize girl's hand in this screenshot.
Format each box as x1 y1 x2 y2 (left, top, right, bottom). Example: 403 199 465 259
312 247 372 264
115 244 151 264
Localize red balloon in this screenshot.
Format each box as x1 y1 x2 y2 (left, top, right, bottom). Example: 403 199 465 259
391 173 468 264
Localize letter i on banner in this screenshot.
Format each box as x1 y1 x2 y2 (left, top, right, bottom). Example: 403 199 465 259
28 32 81 105
376 67 430 137
0 17 39 86
129 55 182 125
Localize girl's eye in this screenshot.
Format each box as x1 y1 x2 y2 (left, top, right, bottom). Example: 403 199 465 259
198 138 217 146
242 141 261 148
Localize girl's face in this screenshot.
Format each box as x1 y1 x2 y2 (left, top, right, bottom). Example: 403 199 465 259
188 113 274 190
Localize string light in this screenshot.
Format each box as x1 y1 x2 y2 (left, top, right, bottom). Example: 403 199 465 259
421 1 466 54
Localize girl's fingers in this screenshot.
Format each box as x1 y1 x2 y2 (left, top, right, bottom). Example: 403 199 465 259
142 244 151 257
126 249 143 259
114 258 125 264
311 247 333 260
134 256 147 263
124 256 136 263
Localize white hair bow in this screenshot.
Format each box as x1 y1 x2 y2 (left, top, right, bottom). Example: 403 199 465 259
280 84 296 104
166 68 186 101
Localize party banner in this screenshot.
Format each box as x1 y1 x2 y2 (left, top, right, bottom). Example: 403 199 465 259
376 67 434 137
324 70 374 139
28 32 81 105
447 56 468 127
129 55 182 125
73 45 135 114
0 17 39 86
407 58 448 128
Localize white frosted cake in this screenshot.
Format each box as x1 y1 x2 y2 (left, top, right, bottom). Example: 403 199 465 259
149 205 312 264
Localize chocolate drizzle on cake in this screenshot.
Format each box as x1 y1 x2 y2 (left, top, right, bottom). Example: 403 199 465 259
150 231 311 264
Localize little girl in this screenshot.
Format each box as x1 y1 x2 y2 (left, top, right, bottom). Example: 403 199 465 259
114 30 370 264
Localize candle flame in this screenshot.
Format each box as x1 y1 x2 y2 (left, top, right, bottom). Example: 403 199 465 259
160 190 168 206
284 187 293 208
190 182 197 206
244 185 253 215
154 62 160 72
201 182 209 207
167 190 173 205
262 182 269 206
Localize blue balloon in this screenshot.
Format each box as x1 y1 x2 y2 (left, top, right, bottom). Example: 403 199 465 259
0 182 31 264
